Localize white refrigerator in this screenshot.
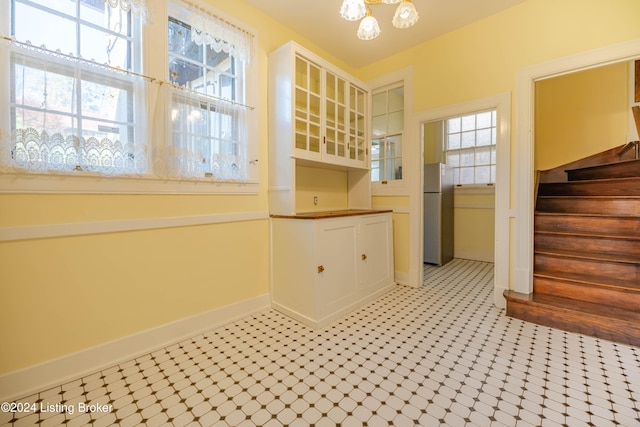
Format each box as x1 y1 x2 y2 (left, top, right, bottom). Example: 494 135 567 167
423 163 454 265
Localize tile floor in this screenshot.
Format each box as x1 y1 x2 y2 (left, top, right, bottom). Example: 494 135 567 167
2 259 639 426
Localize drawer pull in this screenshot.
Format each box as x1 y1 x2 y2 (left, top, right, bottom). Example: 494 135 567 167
361 254 367 260
317 265 325 273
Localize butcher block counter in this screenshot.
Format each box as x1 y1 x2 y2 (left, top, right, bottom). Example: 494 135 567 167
270 210 395 328
270 209 392 220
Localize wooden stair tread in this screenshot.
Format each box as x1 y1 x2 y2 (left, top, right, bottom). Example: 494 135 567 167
504 290 640 320
504 290 640 346
566 158 640 181
517 153 640 346
535 211 640 219
534 247 640 264
538 177 640 196
533 269 640 291
535 229 640 241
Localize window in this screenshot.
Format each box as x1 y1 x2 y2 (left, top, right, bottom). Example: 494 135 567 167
4 0 146 175
371 84 404 181
163 2 251 181
445 110 496 185
0 1 258 193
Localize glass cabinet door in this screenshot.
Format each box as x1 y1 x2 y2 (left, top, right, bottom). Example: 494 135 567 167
294 55 321 157
325 71 347 161
349 85 367 165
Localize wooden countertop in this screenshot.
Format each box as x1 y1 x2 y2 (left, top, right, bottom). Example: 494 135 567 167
270 209 393 220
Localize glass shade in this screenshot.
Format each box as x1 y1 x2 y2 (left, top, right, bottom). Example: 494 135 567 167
392 0 419 28
357 15 381 40
340 0 366 21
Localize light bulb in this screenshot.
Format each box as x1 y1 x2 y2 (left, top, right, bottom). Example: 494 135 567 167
357 14 381 40
392 0 419 29
340 0 366 21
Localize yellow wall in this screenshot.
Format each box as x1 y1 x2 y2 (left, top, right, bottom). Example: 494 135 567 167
358 0 640 287
295 166 348 212
371 196 410 274
0 0 354 376
454 192 495 262
2 0 640 377
535 62 630 171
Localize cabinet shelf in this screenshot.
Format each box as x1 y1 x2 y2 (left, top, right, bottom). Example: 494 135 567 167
268 41 372 215
269 42 394 328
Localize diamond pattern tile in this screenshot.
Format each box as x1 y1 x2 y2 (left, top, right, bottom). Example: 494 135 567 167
1 259 639 426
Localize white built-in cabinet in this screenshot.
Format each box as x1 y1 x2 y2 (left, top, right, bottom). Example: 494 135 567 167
268 41 395 328
268 41 371 215
270 212 395 329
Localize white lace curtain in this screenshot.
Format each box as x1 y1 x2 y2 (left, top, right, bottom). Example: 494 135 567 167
0 40 149 176
186 2 253 65
103 0 149 23
152 84 248 181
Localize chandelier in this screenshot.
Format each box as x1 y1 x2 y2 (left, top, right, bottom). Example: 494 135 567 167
340 0 419 41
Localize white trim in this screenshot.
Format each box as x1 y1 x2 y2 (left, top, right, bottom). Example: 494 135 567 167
414 92 511 307
393 270 412 287
454 203 494 210
368 67 413 196
272 283 396 329
0 293 271 402
515 38 640 295
0 211 269 242
0 173 260 195
454 252 494 263
454 185 495 195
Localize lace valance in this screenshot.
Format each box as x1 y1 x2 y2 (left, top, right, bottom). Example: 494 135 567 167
103 0 149 23
188 5 253 65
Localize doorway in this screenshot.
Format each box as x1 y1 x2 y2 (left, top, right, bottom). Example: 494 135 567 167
412 93 511 307
513 39 640 296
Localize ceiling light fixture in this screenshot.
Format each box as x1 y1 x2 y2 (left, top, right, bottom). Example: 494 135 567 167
340 0 419 41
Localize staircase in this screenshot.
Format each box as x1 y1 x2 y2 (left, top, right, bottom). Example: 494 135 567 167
504 156 640 346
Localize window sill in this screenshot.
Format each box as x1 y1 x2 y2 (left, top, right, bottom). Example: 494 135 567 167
371 179 408 196
454 184 495 195
0 173 259 195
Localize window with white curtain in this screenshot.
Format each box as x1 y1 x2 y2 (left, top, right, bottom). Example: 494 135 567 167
445 110 497 185
1 0 147 176
0 0 258 193
160 2 251 181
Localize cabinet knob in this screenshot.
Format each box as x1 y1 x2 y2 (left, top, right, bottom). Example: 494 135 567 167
361 254 367 260
317 265 325 273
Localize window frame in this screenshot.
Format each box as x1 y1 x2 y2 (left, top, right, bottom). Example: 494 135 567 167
371 83 404 182
0 0 259 194
444 109 497 187
368 67 413 196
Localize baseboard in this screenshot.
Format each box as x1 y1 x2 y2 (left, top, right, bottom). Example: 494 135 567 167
453 251 494 263
0 293 270 402
394 270 412 287
494 287 507 309
272 282 397 330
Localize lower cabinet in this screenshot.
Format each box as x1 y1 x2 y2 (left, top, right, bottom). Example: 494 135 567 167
270 212 395 329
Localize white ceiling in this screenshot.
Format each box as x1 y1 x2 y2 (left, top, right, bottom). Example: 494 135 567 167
244 0 527 68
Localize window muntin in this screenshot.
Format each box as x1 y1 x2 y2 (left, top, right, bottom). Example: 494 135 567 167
13 0 134 70
0 1 258 192
166 9 249 181
168 17 242 101
445 110 496 185
371 85 403 181
7 0 144 175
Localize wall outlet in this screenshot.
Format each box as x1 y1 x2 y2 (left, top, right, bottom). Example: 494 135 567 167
313 196 318 205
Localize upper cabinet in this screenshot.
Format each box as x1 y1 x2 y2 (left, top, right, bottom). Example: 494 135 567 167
268 41 372 215
269 41 369 169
